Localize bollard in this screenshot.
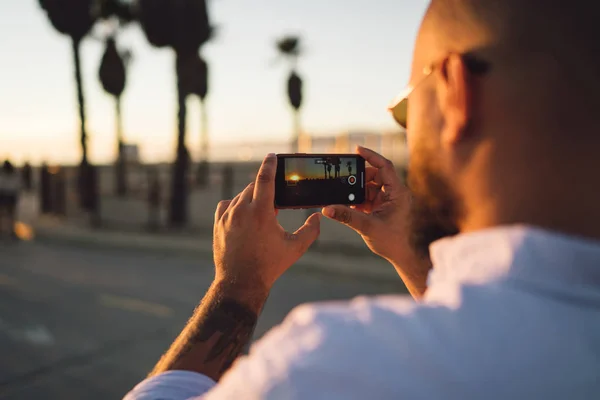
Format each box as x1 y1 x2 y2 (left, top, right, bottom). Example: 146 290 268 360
222 164 234 200
196 160 210 188
54 168 67 217
22 162 33 192
147 168 161 231
40 163 52 214
87 165 101 227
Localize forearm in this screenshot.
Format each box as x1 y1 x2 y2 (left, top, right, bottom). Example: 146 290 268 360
389 252 432 300
150 279 269 381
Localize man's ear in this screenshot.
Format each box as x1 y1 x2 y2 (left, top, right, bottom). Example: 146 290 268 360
436 54 472 146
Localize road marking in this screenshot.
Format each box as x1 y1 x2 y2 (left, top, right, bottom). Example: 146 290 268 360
0 317 55 346
98 294 173 318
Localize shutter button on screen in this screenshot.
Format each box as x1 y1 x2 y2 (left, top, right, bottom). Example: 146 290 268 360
348 193 356 202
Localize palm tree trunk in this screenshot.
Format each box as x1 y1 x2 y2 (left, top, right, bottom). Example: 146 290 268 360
200 99 209 161
72 37 91 210
292 109 301 153
197 99 209 187
170 56 189 227
72 38 88 165
115 97 127 197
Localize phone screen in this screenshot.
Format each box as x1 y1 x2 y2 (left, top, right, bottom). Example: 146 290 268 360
275 154 366 209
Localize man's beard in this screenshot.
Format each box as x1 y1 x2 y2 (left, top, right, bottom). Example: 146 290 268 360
406 149 461 259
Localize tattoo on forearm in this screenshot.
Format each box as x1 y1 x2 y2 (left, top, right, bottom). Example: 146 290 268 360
151 292 261 379
196 298 258 373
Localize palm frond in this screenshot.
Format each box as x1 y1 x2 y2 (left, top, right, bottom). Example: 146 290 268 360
276 36 301 57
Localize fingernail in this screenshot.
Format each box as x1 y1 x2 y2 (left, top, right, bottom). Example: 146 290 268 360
267 153 276 158
322 207 335 218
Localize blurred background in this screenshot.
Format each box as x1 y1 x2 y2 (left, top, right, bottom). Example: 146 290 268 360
0 0 427 398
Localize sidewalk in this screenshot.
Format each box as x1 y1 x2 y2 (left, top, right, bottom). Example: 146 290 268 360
31 216 405 285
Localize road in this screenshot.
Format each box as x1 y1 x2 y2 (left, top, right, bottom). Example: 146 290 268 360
0 240 406 399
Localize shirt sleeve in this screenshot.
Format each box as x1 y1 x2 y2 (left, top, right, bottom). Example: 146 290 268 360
123 370 215 400
123 296 418 400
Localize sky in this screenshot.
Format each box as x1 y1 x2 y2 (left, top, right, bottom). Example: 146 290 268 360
0 0 428 165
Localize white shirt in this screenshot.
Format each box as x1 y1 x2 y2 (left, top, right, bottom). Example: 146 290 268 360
124 226 600 399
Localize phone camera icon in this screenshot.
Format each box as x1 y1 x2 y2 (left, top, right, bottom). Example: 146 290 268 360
348 175 357 186
348 193 356 202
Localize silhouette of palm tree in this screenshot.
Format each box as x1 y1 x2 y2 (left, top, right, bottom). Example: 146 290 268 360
138 0 212 226
99 36 131 196
189 54 210 187
276 36 303 152
38 0 97 207
332 156 341 178
347 161 353 175
96 0 134 197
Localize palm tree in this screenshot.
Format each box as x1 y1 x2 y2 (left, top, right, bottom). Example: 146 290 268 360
189 54 210 187
38 0 97 208
138 0 212 226
95 0 135 197
347 161 353 175
99 36 130 196
276 36 303 152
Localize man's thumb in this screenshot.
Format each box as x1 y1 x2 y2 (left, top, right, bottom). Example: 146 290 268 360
322 205 372 235
290 212 321 252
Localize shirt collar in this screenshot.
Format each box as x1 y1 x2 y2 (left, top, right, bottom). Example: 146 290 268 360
428 225 600 289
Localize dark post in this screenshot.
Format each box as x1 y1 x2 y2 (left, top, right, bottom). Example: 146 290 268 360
148 167 162 232
22 162 33 192
88 165 101 227
55 168 67 217
197 160 209 188
40 163 52 214
222 164 234 200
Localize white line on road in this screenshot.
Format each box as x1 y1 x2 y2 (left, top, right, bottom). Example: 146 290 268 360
0 317 55 346
98 294 174 318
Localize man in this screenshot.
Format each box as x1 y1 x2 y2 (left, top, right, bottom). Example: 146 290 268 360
125 1 600 398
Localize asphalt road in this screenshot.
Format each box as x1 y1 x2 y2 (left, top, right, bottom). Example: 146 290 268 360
0 240 406 399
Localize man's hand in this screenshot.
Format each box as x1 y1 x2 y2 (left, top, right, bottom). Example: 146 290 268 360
322 147 431 299
214 153 321 292
149 154 320 381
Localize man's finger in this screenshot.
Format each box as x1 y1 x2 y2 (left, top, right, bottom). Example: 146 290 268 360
238 182 255 204
253 154 277 206
215 200 232 221
351 202 373 213
366 181 381 202
365 166 378 183
357 146 400 194
228 190 244 211
322 205 374 236
288 213 321 253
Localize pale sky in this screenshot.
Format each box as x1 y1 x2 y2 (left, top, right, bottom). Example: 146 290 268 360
0 0 428 164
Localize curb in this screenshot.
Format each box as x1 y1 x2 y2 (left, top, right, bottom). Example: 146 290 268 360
32 221 406 288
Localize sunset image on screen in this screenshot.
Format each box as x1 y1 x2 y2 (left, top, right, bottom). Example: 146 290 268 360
279 156 361 206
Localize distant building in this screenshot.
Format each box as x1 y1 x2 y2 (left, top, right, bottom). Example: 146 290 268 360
299 130 408 167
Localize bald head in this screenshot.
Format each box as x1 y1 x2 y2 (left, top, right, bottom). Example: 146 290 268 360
420 0 600 115
404 0 600 248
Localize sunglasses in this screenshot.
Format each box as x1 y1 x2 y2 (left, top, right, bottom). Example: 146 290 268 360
388 54 491 129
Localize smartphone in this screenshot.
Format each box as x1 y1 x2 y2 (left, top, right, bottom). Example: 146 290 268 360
275 154 366 209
